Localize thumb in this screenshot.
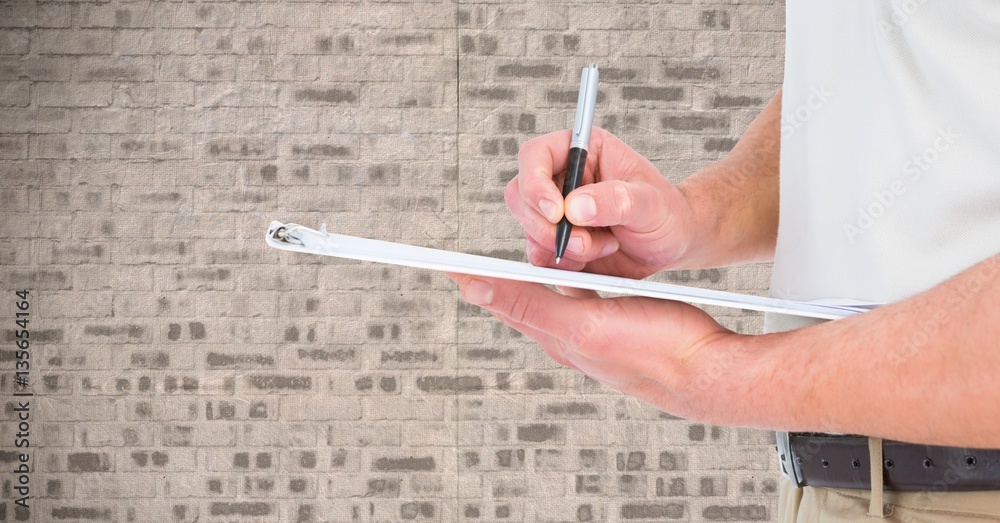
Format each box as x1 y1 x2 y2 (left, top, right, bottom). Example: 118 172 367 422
564 179 669 232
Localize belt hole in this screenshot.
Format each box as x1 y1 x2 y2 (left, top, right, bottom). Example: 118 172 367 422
923 458 933 469
821 458 829 468
966 455 977 467
852 459 860 469
884 459 894 469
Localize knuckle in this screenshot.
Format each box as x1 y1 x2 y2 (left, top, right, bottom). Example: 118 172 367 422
611 180 634 220
517 136 542 163
507 293 532 325
504 178 518 209
530 220 551 247
570 299 616 356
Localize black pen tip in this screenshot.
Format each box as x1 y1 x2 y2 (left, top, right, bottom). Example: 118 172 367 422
555 257 561 265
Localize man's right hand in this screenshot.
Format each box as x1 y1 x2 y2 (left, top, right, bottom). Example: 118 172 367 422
507 127 699 280
508 89 784 279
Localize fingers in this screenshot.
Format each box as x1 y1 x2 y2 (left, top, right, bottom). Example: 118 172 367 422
512 127 671 263
505 177 559 250
564 179 668 232
508 176 622 266
445 273 594 342
555 285 601 299
514 128 609 223
516 130 574 223
486 309 581 371
445 272 587 370
525 233 619 269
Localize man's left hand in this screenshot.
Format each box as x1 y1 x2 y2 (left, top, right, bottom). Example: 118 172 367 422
444 273 745 422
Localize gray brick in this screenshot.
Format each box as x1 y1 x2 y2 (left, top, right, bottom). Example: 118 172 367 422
526 32 609 57
279 396 361 420
80 4 159 28
572 6 651 30
290 85 358 105
0 30 30 55
497 62 561 78
36 30 114 55
38 398 115 421
111 135 193 160
161 4 236 28
76 473 156 500
475 5 569 30
33 134 110 159
115 29 198 55
74 109 156 134
517 424 565 443
665 64 723 81
249 4 322 28
704 137 739 152
0 136 26 159
622 86 685 102
161 424 238 447
0 81 30 106
34 82 111 107
0 4 72 28
245 375 312 391
195 83 281 107
702 504 769 521
415 376 483 393
0 108 68 133
372 456 435 472
621 503 686 519
210 502 272 517
0 57 71 81
712 94 763 108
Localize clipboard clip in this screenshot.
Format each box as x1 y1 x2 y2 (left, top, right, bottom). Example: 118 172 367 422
269 223 304 246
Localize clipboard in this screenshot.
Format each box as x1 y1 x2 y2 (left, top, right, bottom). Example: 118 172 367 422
265 220 876 320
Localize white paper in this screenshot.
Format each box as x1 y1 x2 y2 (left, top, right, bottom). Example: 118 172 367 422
265 221 875 320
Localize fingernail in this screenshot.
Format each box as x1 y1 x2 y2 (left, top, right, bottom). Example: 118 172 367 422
463 280 494 306
568 194 597 222
567 236 584 255
538 199 558 222
600 240 619 257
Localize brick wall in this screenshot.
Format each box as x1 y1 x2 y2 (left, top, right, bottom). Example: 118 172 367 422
0 0 786 521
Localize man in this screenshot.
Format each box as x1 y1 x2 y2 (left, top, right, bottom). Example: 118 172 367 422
447 1 1000 520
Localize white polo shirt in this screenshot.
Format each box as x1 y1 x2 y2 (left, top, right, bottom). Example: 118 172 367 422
766 0 1000 332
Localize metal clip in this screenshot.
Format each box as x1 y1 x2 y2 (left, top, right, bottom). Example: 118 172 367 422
776 431 804 487
271 224 304 246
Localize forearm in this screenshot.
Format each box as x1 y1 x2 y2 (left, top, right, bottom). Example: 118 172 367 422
676 89 782 268
704 253 1000 447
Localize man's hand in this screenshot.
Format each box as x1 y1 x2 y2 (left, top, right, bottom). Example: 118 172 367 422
509 90 784 277
509 127 698 280
445 272 744 421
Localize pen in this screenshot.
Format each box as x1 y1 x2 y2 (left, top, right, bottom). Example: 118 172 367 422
555 64 599 264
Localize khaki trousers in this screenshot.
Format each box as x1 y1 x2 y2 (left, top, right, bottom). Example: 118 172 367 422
778 437 1000 521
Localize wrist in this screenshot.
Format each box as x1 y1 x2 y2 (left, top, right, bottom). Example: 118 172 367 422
670 164 728 269
675 156 779 268
681 329 791 428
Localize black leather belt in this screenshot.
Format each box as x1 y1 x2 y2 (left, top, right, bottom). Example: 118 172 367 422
776 432 1000 491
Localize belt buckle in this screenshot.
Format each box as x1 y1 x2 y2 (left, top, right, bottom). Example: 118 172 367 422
776 431 803 487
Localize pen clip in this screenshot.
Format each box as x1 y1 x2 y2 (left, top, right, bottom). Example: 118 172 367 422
571 64 599 150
